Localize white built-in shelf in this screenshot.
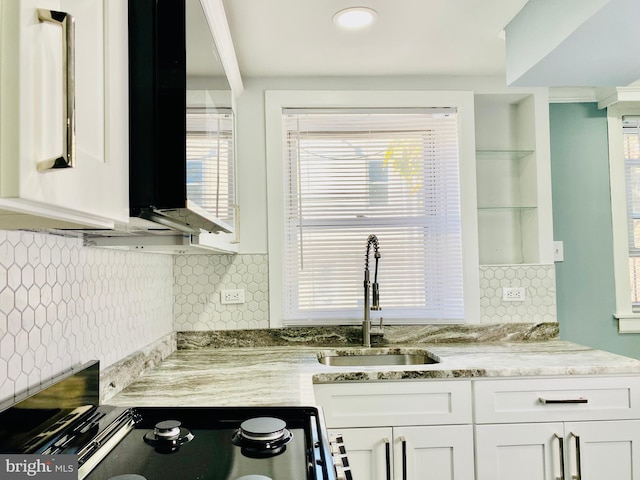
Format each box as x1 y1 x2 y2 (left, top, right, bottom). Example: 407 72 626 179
474 94 545 265
476 149 534 161
477 206 537 211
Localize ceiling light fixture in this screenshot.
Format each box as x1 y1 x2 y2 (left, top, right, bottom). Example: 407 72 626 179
333 7 378 30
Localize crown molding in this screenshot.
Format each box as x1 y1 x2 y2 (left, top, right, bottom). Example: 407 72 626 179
548 87 599 104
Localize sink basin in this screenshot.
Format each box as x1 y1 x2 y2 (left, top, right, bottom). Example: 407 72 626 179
317 348 440 367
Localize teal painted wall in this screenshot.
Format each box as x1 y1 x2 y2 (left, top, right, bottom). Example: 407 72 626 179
550 102 640 358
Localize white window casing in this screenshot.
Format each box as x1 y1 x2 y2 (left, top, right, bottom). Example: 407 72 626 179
608 104 640 332
265 91 480 327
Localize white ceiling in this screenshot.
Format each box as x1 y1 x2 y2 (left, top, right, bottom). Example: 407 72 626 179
221 0 530 78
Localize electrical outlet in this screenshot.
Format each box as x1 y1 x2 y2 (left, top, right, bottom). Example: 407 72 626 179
503 287 525 302
221 289 245 304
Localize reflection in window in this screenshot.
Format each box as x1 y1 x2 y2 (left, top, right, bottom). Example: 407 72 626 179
186 108 234 222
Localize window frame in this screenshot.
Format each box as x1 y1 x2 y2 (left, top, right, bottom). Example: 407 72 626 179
608 103 640 332
265 90 480 327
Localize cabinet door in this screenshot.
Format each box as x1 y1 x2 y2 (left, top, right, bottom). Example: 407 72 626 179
332 427 393 480
568 420 640 480
394 425 474 480
0 0 128 228
475 423 564 480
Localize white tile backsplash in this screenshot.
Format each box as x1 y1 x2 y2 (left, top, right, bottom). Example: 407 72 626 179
479 264 557 323
0 230 174 404
174 254 269 331
174 255 557 329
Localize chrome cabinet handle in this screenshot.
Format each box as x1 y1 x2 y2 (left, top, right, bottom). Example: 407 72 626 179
383 438 391 480
570 433 582 480
539 397 588 404
37 9 76 171
554 433 566 480
399 436 407 480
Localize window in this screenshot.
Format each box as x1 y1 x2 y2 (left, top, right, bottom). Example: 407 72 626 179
265 91 480 326
622 117 640 310
607 104 640 332
186 107 235 223
280 108 463 324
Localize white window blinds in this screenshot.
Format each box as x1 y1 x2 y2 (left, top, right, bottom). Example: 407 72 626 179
622 116 640 310
282 108 464 324
186 108 235 222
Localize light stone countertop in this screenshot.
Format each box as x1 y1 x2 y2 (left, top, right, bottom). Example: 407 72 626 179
105 340 640 408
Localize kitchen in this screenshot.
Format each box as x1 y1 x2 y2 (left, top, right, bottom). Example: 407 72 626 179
2 0 640 478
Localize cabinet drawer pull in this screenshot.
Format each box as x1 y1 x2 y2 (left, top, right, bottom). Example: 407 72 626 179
383 437 391 480
554 433 565 480
37 9 76 171
539 397 588 404
570 433 582 480
399 436 407 480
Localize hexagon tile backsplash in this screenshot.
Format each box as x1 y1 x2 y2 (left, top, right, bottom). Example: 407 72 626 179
173 255 556 330
479 265 557 323
0 230 174 404
174 254 270 331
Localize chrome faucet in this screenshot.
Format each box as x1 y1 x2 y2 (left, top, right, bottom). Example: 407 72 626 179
363 234 381 347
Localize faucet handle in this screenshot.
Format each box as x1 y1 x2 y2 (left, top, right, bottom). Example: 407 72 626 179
371 283 381 310
370 317 384 337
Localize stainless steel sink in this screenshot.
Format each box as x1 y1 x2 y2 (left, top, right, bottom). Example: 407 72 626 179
317 348 440 367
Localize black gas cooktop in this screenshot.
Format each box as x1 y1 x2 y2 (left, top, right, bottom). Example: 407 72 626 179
84 406 331 480
0 361 350 480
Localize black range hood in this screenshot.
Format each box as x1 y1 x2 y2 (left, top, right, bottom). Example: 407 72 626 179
128 0 232 235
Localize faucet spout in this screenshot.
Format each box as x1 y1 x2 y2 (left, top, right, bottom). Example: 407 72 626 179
363 234 381 347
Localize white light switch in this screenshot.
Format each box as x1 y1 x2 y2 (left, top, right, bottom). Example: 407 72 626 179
554 241 564 262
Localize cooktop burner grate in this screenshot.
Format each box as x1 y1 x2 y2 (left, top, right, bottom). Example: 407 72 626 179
143 419 194 452
231 416 293 458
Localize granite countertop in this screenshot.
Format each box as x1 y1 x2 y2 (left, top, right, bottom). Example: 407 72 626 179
105 329 640 408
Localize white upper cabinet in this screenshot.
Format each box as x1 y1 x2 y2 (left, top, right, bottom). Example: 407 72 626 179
0 0 128 229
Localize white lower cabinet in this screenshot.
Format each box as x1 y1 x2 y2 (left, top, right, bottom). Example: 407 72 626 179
333 425 474 480
396 425 474 480
475 420 640 480
332 427 391 480
474 376 640 480
315 375 640 480
314 381 474 480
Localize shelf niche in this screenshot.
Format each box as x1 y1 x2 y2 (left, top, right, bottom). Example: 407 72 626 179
475 94 540 265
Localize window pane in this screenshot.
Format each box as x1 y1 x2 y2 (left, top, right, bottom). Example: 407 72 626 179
630 257 640 305
633 219 640 250
627 164 640 219
282 109 463 324
623 119 640 309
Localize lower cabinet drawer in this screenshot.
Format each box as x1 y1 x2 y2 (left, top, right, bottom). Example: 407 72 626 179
474 375 640 424
314 380 472 428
